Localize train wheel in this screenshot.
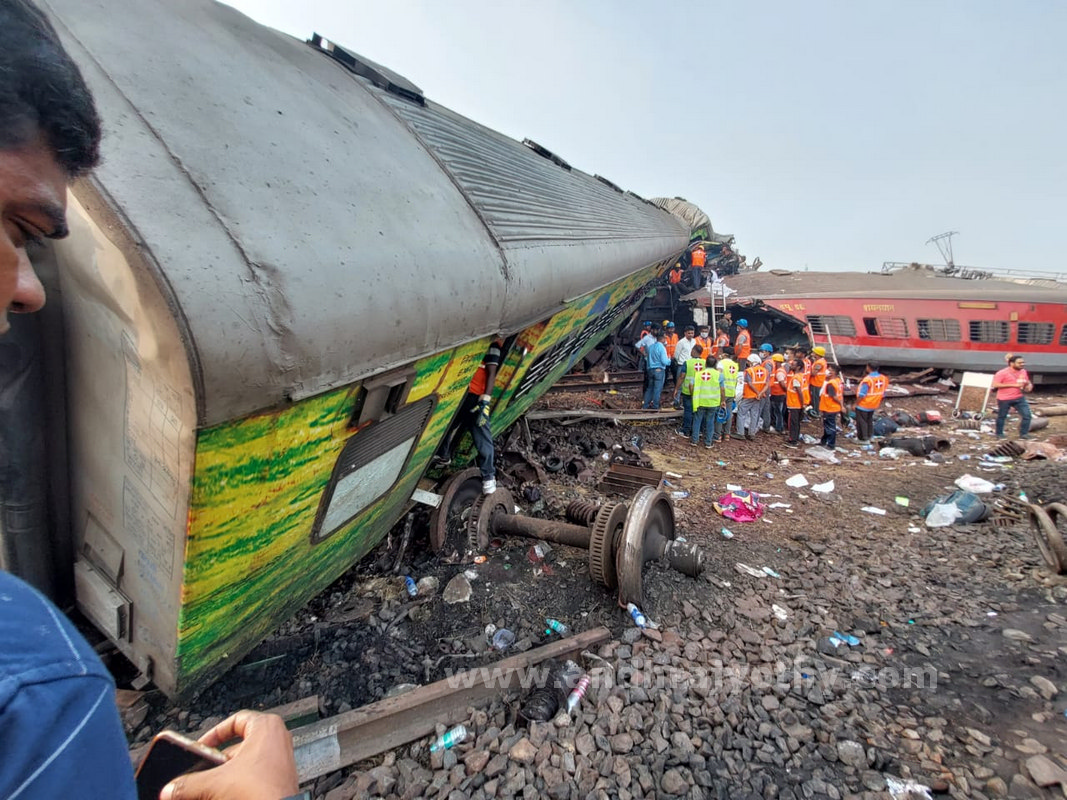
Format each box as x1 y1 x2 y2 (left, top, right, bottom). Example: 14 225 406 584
428 467 482 554
1038 503 1067 575
1028 503 1067 574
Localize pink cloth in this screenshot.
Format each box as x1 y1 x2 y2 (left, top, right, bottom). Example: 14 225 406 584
993 366 1029 401
714 491 765 522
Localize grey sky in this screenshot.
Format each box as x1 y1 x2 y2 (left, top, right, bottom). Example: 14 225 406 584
223 0 1066 273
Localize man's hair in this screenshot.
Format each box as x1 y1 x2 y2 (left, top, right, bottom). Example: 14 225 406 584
1009 355 1025 365
867 362 880 372
0 0 101 176
723 346 734 357
691 344 703 356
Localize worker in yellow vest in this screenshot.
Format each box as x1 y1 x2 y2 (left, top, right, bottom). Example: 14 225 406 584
854 362 889 443
690 358 725 448
675 344 706 439
715 347 739 441
818 365 844 449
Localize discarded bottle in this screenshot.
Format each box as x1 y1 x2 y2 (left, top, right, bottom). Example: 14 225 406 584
626 602 649 629
721 527 734 539
545 618 569 636
671 490 690 499
993 483 1006 492
566 675 591 715
1020 491 1029 502
429 724 467 752
404 576 418 598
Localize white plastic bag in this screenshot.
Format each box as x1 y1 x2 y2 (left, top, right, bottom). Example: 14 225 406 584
953 474 997 494
785 474 809 488
925 503 962 528
806 446 841 464
878 447 908 459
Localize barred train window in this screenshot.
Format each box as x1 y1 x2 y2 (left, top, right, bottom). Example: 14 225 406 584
916 319 961 341
1016 322 1054 345
805 315 856 337
968 321 1010 343
1061 325 1067 347
862 317 908 338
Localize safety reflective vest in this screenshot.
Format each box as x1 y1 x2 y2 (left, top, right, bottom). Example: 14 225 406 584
692 366 722 409
695 335 712 358
734 330 751 361
681 357 705 396
692 249 707 267
810 357 828 388
668 268 683 284
802 358 812 380
712 332 729 358
742 365 769 399
819 377 843 413
857 374 889 410
664 332 679 359
786 370 811 409
719 358 739 398
770 365 787 396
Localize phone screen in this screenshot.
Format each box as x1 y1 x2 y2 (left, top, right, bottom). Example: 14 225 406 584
135 732 225 800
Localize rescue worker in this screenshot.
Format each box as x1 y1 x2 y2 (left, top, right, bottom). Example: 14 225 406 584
769 353 788 433
663 321 679 390
818 364 844 449
434 338 503 494
695 325 713 358
675 344 705 439
634 321 655 395
854 362 888 443
668 262 684 286
784 357 810 447
715 346 740 441
809 346 828 410
686 247 705 290
672 325 697 406
758 343 775 432
690 355 725 448
737 353 769 440
712 325 730 360
642 329 671 409
734 318 752 361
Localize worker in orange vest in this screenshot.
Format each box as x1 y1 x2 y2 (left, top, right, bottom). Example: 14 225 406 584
737 354 770 440
768 353 788 433
734 319 752 361
663 321 679 390
695 325 713 360
691 246 707 268
854 362 889 443
784 357 810 447
758 343 776 432
668 262 683 285
712 326 730 359
809 346 828 410
818 364 844 449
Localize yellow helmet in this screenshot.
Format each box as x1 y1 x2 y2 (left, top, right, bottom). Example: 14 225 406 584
812 346 826 356
772 353 785 362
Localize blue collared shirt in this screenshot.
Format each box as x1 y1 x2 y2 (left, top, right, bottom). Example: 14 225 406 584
647 341 671 370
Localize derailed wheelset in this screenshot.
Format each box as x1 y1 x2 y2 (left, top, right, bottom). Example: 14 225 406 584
432 473 705 608
1028 502 1067 575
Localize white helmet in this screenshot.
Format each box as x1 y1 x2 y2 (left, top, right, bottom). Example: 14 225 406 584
747 354 762 365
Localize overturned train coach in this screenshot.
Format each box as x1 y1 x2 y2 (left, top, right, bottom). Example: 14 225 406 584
3 0 692 698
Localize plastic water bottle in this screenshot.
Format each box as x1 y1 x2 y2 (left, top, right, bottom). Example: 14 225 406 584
404 576 418 598
545 618 569 636
491 628 516 651
626 603 648 629
1020 491 1029 502
566 675 591 714
430 724 467 752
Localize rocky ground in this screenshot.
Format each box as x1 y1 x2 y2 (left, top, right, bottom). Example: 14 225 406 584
124 385 1067 799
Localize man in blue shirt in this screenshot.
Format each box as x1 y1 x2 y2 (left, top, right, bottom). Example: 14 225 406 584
1 3 301 799
642 330 671 409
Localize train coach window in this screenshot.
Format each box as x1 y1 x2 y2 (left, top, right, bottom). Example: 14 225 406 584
1016 322 1054 345
312 397 435 543
1061 325 1067 347
968 320 1010 343
806 315 856 337
916 319 961 341
862 317 908 338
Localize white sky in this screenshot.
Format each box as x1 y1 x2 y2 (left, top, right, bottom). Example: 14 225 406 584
223 0 1066 273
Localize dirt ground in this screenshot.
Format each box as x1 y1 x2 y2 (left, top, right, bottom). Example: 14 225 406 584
121 382 1067 799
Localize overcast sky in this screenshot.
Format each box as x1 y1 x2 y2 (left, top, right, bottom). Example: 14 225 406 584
223 0 1065 274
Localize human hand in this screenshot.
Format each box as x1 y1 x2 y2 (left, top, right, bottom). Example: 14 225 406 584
160 711 299 800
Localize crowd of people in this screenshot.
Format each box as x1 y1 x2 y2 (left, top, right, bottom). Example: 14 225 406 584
634 319 890 449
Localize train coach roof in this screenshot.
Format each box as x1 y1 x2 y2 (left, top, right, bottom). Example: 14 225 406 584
717 270 1067 303
45 0 688 425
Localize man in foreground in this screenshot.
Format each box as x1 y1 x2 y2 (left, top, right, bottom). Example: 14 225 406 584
1 2 301 798
991 353 1033 439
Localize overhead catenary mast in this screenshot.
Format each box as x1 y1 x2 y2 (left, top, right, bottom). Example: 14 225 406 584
926 231 959 273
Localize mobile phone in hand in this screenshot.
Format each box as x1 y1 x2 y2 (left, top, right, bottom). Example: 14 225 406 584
135 730 226 800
